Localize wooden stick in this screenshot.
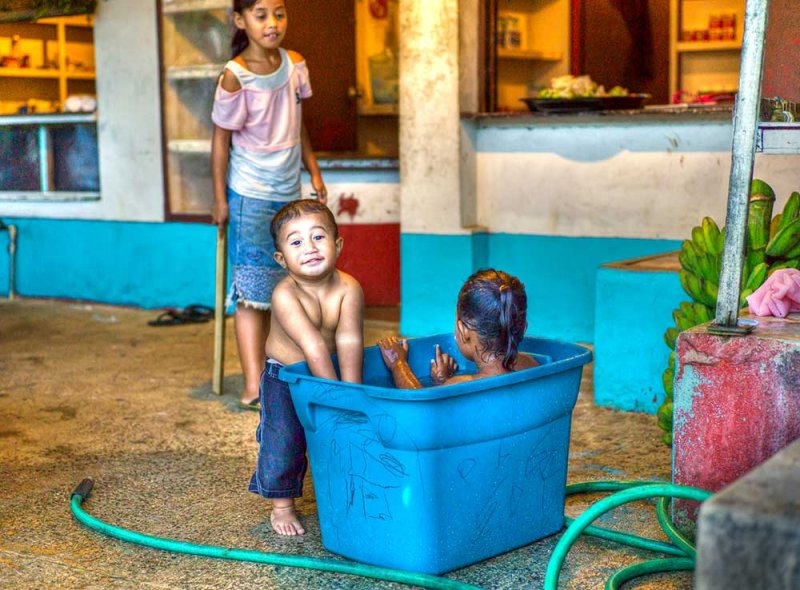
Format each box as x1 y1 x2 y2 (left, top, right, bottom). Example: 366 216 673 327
212 228 227 395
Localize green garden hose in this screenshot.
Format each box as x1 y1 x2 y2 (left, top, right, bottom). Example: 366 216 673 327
70 478 712 590
546 481 713 590
69 479 479 590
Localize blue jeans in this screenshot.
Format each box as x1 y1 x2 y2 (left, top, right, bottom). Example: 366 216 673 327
249 359 308 499
226 188 288 310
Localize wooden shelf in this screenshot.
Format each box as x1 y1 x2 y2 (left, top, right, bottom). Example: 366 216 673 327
0 67 59 79
497 48 563 61
166 64 223 80
168 139 210 154
162 0 229 14
676 40 741 52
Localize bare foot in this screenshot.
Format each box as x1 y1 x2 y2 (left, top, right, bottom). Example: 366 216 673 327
270 501 305 536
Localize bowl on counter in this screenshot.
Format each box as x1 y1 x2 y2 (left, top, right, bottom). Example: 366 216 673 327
521 93 650 113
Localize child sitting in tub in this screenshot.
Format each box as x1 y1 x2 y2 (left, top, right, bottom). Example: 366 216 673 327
251 199 364 536
378 268 539 388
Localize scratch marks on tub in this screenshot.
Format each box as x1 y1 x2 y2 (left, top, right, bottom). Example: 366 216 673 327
472 473 509 541
458 458 476 481
496 444 511 469
319 405 412 522
379 453 408 478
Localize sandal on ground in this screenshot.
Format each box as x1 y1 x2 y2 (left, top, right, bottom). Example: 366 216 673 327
239 398 260 412
147 304 214 327
147 309 186 327
181 304 214 323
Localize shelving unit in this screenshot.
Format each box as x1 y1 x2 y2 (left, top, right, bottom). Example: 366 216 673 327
494 0 570 111
159 0 229 217
0 15 95 114
669 0 745 100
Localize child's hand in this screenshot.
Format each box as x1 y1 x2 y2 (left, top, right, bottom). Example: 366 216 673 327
212 201 229 230
430 344 458 384
378 336 408 369
311 174 328 204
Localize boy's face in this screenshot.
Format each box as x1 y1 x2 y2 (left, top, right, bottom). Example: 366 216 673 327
274 213 343 280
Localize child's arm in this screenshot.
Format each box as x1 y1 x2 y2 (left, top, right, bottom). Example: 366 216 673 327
211 124 232 230
378 337 423 389
335 279 364 383
210 69 241 230
272 287 338 380
300 124 327 203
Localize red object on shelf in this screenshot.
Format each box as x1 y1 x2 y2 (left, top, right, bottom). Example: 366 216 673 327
672 90 737 105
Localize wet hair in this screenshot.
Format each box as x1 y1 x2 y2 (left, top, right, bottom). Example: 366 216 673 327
231 0 286 58
456 269 527 370
271 199 339 252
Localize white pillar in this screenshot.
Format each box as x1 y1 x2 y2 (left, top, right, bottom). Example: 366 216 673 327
399 0 464 234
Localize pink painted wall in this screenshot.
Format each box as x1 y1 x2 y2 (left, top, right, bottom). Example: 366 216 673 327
763 0 800 100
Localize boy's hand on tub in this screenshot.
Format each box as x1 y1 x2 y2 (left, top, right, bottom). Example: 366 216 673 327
430 344 458 384
378 336 409 369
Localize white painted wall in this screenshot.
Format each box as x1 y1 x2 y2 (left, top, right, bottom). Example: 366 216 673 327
472 116 800 240
0 0 165 221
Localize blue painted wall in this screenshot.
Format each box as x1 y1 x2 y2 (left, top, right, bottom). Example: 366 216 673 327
400 232 681 343
0 218 216 308
594 266 685 414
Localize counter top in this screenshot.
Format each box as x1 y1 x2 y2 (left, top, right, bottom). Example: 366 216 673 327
464 105 735 126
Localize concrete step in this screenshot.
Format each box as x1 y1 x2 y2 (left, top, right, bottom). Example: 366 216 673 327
695 437 800 590
593 250 682 414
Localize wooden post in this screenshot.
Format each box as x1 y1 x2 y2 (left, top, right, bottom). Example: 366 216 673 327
212 229 227 395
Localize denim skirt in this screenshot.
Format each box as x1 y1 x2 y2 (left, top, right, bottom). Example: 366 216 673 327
226 187 290 310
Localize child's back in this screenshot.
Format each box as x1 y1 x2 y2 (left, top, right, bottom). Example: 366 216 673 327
379 268 537 388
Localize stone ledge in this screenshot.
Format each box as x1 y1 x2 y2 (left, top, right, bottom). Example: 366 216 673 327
695 437 800 590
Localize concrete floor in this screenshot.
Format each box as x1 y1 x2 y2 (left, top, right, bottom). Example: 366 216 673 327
0 299 691 589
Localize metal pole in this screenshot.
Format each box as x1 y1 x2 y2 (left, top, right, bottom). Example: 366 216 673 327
713 0 770 332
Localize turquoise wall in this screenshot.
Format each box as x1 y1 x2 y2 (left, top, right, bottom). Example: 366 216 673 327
0 218 216 308
594 266 685 414
400 233 681 343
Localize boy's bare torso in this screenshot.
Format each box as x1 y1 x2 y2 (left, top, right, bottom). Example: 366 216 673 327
265 269 357 366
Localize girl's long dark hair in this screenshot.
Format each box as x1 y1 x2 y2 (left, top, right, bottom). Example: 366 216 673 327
231 0 260 58
457 269 527 370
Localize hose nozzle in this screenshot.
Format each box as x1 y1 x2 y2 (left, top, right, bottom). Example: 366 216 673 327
72 478 95 501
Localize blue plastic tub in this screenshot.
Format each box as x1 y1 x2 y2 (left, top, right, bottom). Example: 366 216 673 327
281 333 592 574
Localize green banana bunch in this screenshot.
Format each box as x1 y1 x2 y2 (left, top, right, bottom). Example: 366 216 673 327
701 217 723 256
679 269 717 308
783 240 800 259
765 216 800 257
662 366 674 398
767 258 800 276
779 191 800 229
770 213 783 240
743 262 769 292
657 401 673 444
748 179 776 254
664 327 678 349
765 191 800 257
682 226 721 284
678 240 702 276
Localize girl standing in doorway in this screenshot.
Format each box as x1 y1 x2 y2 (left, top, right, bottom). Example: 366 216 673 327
211 0 327 411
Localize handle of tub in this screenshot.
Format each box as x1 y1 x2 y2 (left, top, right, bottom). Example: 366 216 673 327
287 379 376 433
